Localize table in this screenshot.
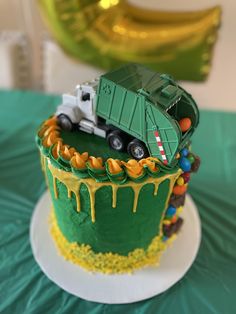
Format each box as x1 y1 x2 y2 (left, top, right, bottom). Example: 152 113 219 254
0 90 236 314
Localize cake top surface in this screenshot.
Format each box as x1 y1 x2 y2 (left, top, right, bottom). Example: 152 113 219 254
36 116 180 184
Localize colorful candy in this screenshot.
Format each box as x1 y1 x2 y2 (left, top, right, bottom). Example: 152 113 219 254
173 184 187 195
171 215 177 224
162 236 168 242
191 156 201 172
187 154 195 164
180 148 189 157
182 172 191 183
177 206 183 215
166 205 176 216
179 157 191 172
179 117 192 132
169 193 186 207
177 176 185 186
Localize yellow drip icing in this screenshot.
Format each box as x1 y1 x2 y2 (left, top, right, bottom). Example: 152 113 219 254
154 182 159 196
40 155 50 188
132 184 143 213
53 177 58 199
75 193 81 212
68 189 72 198
112 185 118 208
47 160 181 223
40 154 45 172
89 185 96 223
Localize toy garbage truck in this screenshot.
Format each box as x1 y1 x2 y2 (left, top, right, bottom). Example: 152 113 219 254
56 64 199 165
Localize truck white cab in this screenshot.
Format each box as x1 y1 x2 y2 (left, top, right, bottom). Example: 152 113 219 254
56 78 106 138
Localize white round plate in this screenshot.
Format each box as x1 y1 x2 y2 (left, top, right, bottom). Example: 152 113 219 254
30 191 201 304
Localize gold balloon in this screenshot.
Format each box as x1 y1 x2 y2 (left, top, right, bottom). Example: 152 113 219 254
38 0 221 81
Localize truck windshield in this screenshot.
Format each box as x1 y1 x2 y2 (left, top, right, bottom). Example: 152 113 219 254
82 92 90 101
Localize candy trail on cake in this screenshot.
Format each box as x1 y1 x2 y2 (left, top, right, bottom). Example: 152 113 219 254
162 146 200 241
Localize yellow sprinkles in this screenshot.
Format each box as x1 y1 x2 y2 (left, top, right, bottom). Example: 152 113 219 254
50 208 177 274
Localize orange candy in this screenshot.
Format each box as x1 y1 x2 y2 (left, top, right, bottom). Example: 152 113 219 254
171 216 177 224
173 184 187 195
179 118 192 132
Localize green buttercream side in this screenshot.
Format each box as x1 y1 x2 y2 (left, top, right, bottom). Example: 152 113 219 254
45 163 171 256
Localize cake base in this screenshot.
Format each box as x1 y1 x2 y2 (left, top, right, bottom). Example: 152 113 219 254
30 191 201 304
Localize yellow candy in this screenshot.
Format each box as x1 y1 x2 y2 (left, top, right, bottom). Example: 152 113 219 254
163 220 171 226
177 177 185 186
177 206 183 215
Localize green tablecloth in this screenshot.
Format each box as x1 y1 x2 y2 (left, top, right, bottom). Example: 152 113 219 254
0 90 236 313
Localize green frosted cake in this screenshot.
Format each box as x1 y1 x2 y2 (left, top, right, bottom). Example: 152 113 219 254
36 64 200 274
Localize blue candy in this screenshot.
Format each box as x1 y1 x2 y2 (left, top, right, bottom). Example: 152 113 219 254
166 205 176 216
180 148 189 157
179 157 191 172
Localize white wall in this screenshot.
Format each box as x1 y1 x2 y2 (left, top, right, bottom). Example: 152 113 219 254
0 0 45 88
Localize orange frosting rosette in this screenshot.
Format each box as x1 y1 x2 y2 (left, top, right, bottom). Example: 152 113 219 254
39 116 58 138
71 152 89 170
42 131 61 147
87 156 104 170
139 157 160 174
60 145 76 161
44 116 58 127
106 158 123 175
43 125 60 137
121 160 144 179
51 140 63 159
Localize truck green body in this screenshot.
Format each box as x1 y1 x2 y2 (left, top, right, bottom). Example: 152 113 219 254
96 64 199 165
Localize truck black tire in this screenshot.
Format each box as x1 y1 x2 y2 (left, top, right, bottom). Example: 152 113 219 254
58 114 73 131
127 139 149 160
107 130 126 152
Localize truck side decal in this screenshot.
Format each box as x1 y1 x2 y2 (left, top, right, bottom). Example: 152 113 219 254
154 130 168 164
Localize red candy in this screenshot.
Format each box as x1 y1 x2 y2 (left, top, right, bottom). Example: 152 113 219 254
182 172 191 183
